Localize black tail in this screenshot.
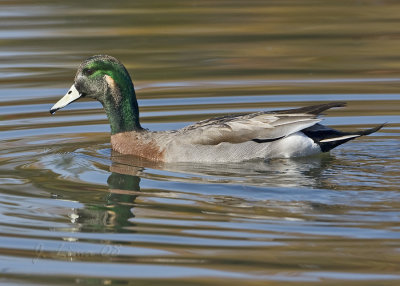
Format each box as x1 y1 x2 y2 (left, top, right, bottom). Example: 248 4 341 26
302 123 385 152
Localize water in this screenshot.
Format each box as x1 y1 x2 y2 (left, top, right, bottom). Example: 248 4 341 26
1 1 400 285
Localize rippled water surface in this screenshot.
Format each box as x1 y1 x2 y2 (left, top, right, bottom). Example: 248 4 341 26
1 1 400 285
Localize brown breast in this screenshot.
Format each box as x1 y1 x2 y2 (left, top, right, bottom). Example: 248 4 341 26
110 131 165 161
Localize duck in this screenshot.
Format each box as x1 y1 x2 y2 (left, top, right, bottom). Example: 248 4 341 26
50 55 384 163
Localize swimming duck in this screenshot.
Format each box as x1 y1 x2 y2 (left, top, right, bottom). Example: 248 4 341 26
50 55 384 162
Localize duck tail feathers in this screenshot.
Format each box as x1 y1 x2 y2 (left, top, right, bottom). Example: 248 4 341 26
351 123 386 137
276 102 347 115
303 123 385 152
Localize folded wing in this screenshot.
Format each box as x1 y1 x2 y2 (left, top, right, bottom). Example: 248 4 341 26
182 112 320 145
181 102 348 145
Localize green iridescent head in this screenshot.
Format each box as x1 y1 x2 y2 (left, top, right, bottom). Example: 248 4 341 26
50 55 142 134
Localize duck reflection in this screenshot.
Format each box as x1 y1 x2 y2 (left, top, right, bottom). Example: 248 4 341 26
109 150 335 189
74 151 335 231
75 173 140 232
75 160 145 232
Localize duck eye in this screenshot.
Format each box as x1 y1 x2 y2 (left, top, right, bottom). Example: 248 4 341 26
83 68 95 76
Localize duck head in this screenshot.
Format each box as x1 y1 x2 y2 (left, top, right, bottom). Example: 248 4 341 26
50 55 142 134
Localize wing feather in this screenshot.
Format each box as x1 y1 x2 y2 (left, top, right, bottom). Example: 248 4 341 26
181 112 321 145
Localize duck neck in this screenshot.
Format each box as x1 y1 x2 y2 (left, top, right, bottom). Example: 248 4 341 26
103 77 142 135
